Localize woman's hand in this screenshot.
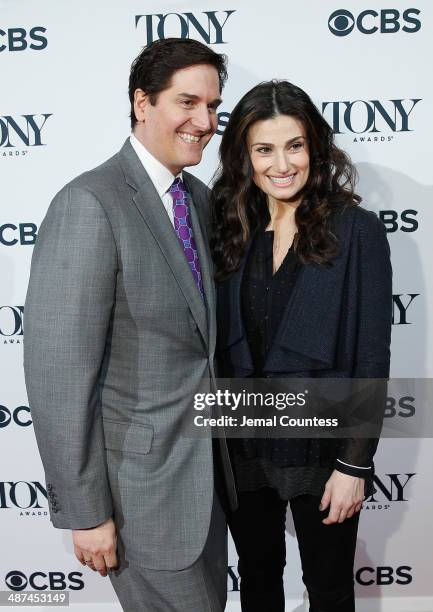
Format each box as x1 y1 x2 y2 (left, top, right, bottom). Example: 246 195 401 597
319 470 364 525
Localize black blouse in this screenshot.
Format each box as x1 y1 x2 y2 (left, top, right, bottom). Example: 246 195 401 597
241 229 298 375
229 227 374 500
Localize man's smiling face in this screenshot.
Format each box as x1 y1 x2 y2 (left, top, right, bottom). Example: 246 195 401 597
134 64 221 175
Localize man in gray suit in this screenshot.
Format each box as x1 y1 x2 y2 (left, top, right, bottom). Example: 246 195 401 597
24 38 234 611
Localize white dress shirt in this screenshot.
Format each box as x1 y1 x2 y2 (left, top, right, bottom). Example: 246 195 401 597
130 133 182 227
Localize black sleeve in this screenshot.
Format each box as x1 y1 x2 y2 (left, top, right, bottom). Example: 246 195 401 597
335 212 392 478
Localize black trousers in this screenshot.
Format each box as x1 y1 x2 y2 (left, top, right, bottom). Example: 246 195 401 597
228 488 360 612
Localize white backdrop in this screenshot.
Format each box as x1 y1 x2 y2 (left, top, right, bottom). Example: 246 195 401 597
1 1 432 610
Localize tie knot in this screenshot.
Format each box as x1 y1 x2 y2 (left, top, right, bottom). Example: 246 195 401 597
169 177 186 193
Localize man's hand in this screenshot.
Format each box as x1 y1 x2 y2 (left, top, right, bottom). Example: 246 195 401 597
73 518 118 577
319 470 364 525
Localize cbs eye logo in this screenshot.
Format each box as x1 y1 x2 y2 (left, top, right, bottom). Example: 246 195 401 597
5 570 84 591
5 571 28 591
0 406 32 428
328 8 421 36
328 9 356 36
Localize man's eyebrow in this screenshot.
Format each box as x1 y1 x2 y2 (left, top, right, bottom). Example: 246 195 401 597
177 93 199 100
177 93 222 107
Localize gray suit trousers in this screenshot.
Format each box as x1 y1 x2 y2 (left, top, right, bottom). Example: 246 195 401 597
109 490 227 611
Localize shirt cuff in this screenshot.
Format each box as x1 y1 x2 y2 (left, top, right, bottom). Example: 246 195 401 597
335 458 373 478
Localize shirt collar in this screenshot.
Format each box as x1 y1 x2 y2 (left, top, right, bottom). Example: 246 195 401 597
130 133 182 197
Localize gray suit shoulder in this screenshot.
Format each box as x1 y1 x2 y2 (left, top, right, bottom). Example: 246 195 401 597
58 152 123 201
42 153 126 231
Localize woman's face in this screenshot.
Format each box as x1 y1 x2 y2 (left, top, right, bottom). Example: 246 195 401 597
247 114 310 208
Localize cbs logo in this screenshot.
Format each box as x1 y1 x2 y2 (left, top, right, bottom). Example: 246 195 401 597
328 9 420 36
0 223 38 246
379 210 418 233
0 406 32 428
5 570 84 591
0 27 47 52
356 566 412 586
384 396 415 418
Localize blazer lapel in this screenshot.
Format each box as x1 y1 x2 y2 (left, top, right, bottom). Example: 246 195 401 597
218 240 254 373
118 140 208 348
265 215 353 372
220 227 350 374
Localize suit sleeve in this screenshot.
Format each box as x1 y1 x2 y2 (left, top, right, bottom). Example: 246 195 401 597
335 212 392 478
24 185 117 528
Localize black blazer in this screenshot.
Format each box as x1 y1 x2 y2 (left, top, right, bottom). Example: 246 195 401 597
216 205 393 476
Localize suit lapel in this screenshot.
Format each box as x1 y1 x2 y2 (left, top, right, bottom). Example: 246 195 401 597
183 173 215 353
118 140 208 348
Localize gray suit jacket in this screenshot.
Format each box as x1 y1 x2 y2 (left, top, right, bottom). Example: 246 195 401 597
24 139 233 570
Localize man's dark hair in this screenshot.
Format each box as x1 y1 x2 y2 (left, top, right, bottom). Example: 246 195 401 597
128 38 228 129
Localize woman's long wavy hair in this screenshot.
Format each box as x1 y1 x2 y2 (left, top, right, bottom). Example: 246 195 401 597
211 80 361 280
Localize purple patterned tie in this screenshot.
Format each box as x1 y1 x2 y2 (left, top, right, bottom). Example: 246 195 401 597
169 177 204 299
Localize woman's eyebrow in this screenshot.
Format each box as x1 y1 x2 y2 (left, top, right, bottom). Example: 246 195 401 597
251 135 305 146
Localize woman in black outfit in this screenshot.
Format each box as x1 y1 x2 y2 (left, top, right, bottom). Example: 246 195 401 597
211 81 392 612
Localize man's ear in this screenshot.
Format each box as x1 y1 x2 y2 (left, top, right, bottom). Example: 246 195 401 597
133 88 148 123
